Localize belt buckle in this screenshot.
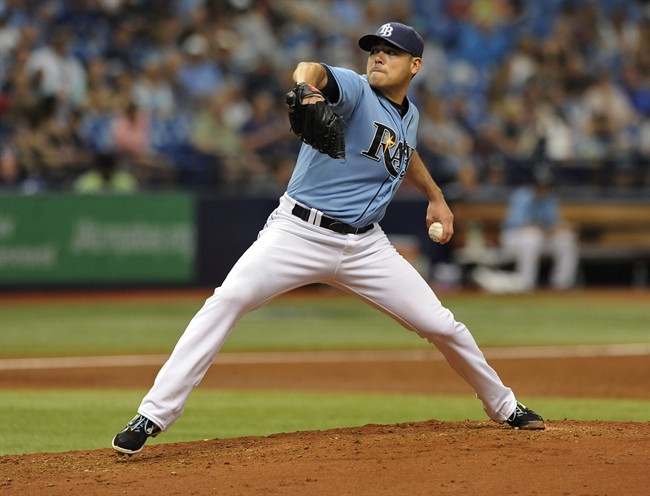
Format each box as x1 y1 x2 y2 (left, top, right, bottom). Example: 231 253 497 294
328 221 346 234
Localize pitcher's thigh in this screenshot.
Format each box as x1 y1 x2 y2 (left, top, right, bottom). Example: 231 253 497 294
220 227 334 307
338 247 455 337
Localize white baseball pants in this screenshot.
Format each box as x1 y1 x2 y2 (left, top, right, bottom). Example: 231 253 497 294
138 195 516 431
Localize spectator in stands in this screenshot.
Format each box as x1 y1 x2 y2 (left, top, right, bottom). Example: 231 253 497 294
417 92 478 194
473 166 579 293
582 71 638 137
24 25 86 117
13 96 92 188
488 94 546 186
131 55 176 117
621 64 650 118
227 0 285 77
535 81 576 168
596 6 641 71
0 144 42 193
452 2 517 70
2 42 38 134
189 87 247 185
103 20 140 75
112 101 150 161
84 58 115 113
0 10 20 63
111 68 138 117
579 70 639 186
240 90 297 183
73 152 138 194
112 100 174 187
176 33 223 106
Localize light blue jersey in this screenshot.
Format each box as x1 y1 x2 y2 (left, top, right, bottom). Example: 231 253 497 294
286 65 419 227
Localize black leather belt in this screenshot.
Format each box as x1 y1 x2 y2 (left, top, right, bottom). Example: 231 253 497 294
291 204 374 235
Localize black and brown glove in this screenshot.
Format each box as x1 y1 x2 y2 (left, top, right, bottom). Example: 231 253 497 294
285 82 345 160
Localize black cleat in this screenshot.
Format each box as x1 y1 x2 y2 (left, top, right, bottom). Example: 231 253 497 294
506 402 545 430
112 414 161 455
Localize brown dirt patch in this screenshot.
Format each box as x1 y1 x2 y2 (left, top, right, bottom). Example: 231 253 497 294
2 355 649 399
1 421 648 495
1 288 649 495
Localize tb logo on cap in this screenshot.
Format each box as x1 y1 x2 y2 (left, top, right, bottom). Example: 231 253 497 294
377 23 393 37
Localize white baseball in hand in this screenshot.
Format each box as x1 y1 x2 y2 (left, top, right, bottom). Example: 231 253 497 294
428 221 444 242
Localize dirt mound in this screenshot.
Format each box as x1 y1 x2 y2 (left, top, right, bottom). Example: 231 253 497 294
1 420 648 495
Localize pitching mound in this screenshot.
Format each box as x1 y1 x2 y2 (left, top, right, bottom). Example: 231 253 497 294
1 419 648 495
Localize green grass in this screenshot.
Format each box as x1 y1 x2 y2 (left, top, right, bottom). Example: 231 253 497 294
1 389 648 455
1 293 648 357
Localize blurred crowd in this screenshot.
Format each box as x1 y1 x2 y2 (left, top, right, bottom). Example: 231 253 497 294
0 0 648 196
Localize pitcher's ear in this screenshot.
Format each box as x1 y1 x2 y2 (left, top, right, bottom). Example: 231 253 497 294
411 57 422 77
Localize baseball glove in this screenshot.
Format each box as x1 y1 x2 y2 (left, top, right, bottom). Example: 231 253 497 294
286 82 346 160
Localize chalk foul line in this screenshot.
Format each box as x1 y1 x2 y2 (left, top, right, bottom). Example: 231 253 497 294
0 343 648 371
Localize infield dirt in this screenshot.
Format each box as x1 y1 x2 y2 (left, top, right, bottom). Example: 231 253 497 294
0 419 648 496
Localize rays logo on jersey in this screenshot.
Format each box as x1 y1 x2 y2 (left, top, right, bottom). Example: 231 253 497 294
361 122 413 178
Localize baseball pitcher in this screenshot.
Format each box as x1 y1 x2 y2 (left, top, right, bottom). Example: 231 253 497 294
112 22 544 456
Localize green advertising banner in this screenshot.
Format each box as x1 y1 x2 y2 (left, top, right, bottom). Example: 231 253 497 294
0 194 195 285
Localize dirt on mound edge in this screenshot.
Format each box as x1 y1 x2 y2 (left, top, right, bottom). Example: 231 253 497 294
1 419 648 496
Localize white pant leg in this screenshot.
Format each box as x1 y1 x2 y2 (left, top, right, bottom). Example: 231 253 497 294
139 208 346 430
334 230 516 422
546 227 579 290
502 226 545 291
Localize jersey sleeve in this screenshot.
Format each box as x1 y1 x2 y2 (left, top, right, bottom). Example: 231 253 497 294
321 64 366 122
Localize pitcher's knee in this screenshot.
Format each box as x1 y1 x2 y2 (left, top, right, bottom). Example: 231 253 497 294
208 285 259 314
415 311 460 342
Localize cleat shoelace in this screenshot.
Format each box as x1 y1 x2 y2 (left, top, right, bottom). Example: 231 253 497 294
126 415 158 436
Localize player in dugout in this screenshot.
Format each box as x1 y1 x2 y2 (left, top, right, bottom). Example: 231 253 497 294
112 22 545 456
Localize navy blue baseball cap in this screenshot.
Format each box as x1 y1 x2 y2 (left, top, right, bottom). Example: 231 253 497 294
358 22 424 58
